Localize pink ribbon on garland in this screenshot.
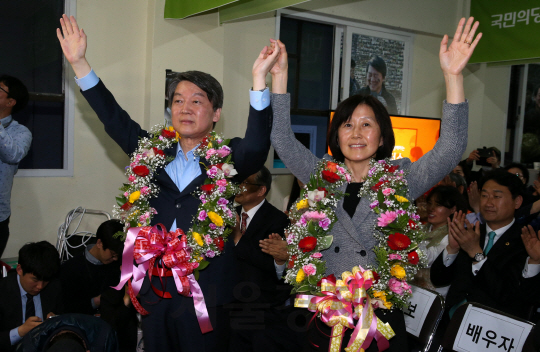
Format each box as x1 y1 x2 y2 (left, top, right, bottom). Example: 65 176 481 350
113 224 213 334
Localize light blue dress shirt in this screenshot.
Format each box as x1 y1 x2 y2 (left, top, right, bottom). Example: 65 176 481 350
9 275 43 345
0 115 32 222
75 69 271 232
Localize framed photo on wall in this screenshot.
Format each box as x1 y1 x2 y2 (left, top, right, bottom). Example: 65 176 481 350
342 26 414 115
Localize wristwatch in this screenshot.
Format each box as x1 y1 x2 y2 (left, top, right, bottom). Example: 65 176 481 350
473 252 485 262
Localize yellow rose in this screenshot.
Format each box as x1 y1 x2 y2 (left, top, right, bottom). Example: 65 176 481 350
372 290 386 299
296 269 305 283
208 212 224 227
296 199 309 210
167 126 174 132
390 264 406 279
394 195 409 203
192 232 204 246
129 190 141 203
384 301 393 309
208 142 213 148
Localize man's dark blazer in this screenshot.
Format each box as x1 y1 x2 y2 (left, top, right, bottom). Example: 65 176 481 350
0 272 64 352
234 200 291 306
81 80 272 308
430 221 540 320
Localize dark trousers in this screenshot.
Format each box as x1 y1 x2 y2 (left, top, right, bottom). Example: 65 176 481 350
228 301 310 352
0 216 9 258
303 308 409 352
139 275 231 352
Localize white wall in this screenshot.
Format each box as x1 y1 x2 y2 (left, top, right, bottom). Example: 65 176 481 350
5 0 510 257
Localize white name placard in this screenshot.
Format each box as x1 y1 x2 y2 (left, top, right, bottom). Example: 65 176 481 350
404 285 438 337
453 305 533 352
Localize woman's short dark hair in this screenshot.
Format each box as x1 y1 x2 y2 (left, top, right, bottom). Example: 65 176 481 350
365 56 387 78
504 162 529 185
327 94 395 162
480 169 525 199
167 71 223 111
18 241 60 281
427 185 468 213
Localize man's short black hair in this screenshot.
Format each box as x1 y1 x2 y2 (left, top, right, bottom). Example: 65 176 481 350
328 94 395 162
365 56 387 78
254 166 272 196
479 169 525 200
96 219 124 255
504 162 529 185
18 241 60 281
167 71 223 112
0 75 29 114
447 172 467 189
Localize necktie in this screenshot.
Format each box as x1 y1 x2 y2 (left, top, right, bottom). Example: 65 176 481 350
484 231 496 254
25 293 35 321
241 212 249 235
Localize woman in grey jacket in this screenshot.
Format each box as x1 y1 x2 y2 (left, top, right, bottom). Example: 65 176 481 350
266 17 481 351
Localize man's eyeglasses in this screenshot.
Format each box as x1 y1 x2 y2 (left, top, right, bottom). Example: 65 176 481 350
0 86 9 97
514 173 524 179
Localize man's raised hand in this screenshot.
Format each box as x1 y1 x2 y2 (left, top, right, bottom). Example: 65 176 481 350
57 14 91 78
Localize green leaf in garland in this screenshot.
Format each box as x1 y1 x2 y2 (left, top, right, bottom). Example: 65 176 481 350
377 190 385 208
297 285 312 293
116 197 126 207
197 260 210 271
308 275 319 286
194 269 200 281
319 235 333 250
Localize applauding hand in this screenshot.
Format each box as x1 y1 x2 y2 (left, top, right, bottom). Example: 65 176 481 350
260 233 288 265
447 210 482 258
521 225 540 264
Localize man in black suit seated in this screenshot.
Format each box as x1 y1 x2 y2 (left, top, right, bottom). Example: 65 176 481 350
431 170 540 325
60 219 123 315
229 166 303 351
0 241 63 351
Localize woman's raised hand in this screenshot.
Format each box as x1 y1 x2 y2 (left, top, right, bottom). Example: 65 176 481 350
269 39 288 94
57 14 91 78
440 17 482 77
252 40 281 90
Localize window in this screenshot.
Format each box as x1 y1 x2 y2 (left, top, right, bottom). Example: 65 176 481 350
0 0 75 176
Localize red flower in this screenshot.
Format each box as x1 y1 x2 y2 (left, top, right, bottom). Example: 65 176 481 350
298 236 317 253
214 237 224 251
288 255 297 269
152 147 165 156
317 187 328 197
408 251 419 265
200 137 209 148
322 170 340 183
161 129 176 139
372 271 380 284
387 233 411 251
201 184 216 195
371 180 388 192
384 164 399 173
120 202 133 211
132 165 150 177
326 161 338 173
215 163 223 170
408 219 417 229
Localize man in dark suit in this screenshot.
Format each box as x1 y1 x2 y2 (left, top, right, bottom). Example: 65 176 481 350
0 241 63 351
57 15 280 352
431 170 540 323
229 166 304 351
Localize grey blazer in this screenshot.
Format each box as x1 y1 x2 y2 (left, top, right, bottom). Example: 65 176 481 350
270 93 468 275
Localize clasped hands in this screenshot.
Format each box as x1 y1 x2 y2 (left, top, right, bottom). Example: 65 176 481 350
260 233 288 266
447 210 540 264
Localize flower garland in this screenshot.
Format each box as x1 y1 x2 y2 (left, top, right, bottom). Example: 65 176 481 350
113 127 239 272
286 158 425 311
359 158 426 310
284 160 351 294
